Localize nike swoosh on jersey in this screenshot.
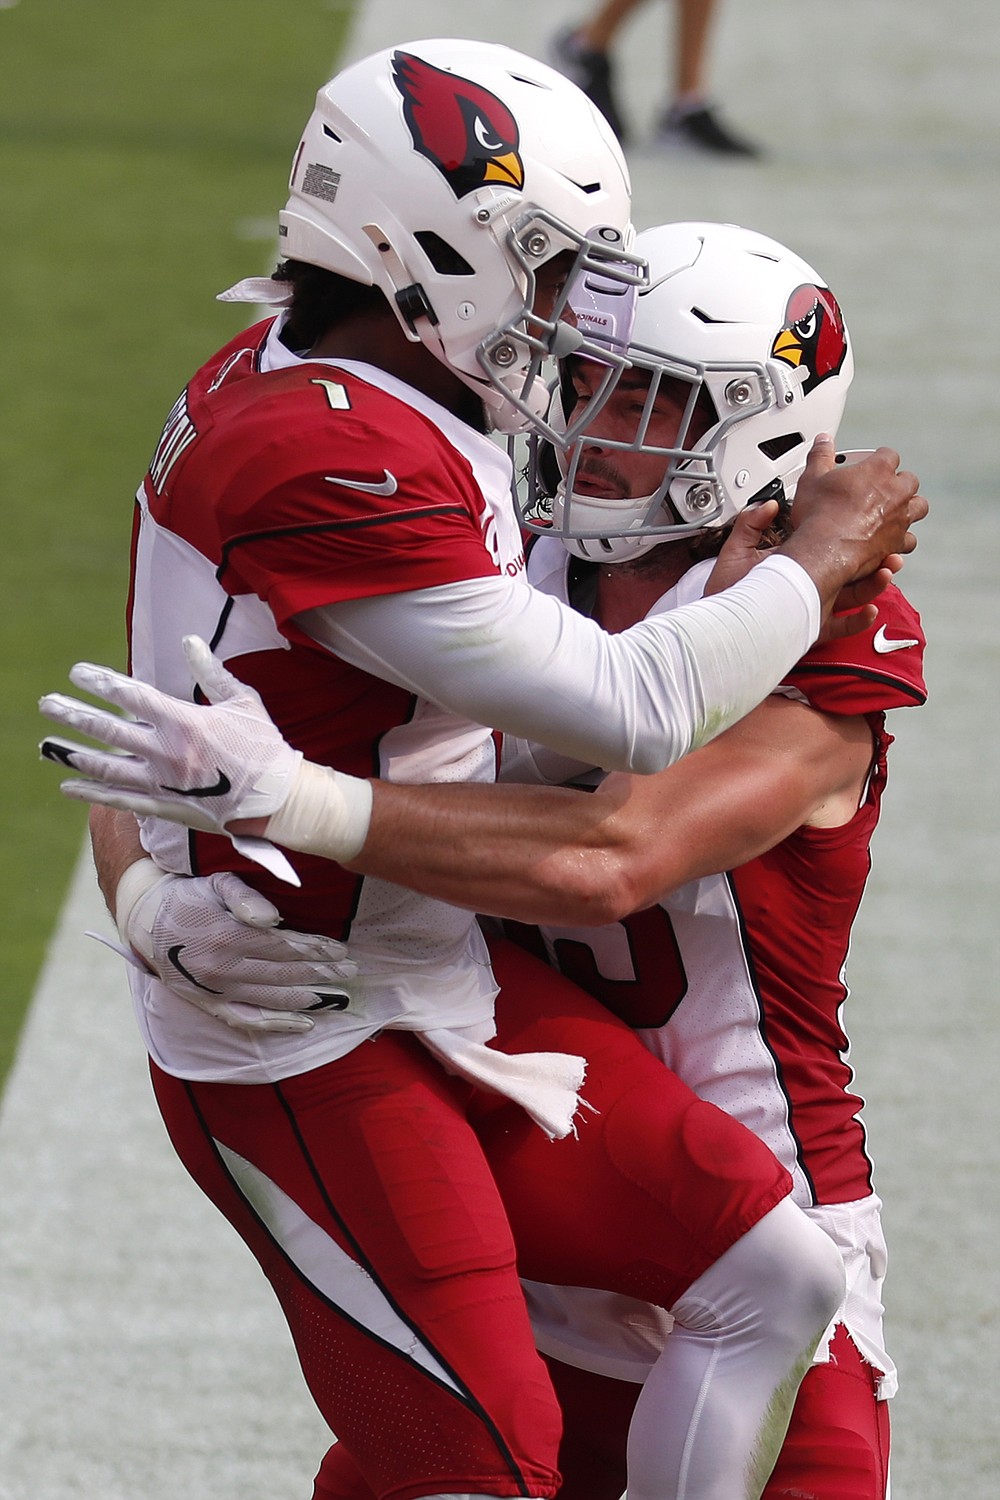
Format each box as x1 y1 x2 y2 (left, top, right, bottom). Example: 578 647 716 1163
872 625 920 654
160 769 233 797
324 470 399 496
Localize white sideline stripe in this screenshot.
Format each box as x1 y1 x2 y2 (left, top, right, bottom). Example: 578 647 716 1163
0 846 331 1498
215 1140 462 1393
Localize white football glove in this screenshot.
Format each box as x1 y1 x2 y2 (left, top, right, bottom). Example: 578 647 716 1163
39 636 373 880
115 860 360 1034
40 636 302 830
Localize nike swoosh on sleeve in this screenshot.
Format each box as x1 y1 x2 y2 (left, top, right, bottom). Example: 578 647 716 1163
872 625 920 653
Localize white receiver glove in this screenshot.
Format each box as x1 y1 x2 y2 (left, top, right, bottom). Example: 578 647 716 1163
39 636 373 882
115 859 360 1034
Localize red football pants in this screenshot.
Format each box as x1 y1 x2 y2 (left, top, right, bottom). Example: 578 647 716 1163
313 1327 888 1500
152 937 788 1500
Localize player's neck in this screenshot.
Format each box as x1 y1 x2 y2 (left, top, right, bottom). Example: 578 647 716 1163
594 544 697 632
309 314 486 430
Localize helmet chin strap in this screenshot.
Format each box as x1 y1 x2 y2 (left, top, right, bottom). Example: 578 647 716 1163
552 472 679 563
362 225 432 346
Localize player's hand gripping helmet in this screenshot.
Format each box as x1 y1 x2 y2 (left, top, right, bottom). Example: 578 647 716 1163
224 39 645 439
523 220 855 560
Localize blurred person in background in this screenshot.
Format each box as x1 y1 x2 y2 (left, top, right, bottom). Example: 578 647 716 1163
552 0 763 154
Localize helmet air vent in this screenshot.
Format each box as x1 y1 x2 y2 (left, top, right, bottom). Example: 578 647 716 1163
414 231 475 276
757 432 803 461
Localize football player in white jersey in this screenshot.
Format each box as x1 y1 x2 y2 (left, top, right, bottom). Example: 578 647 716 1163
42 64 923 1500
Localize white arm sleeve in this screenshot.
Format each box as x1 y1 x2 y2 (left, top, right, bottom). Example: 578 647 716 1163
296 553 819 776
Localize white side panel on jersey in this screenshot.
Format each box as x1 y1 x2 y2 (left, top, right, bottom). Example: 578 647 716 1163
377 697 498 790
336 703 499 1033
538 871 814 1207
129 504 289 877
214 1140 463 1395
129 500 288 700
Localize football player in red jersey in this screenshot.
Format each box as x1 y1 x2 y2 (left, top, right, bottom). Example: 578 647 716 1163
307 224 922 1500
365 224 921 1500
476 224 924 1500
42 51 923 1499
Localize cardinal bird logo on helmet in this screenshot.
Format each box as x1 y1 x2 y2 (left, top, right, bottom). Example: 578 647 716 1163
771 284 848 394
392 51 525 199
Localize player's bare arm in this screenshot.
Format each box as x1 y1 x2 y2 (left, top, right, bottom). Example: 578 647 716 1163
89 800 146 913
347 694 874 925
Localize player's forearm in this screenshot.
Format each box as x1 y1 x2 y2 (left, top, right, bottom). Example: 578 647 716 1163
348 770 763 926
89 805 147 919
344 699 856 925
348 772 782 926
347 777 638 925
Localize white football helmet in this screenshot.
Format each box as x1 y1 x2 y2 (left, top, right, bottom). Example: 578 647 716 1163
524 220 855 559
225 39 645 437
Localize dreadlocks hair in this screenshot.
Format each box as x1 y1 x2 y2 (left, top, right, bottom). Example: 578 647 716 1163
271 260 386 353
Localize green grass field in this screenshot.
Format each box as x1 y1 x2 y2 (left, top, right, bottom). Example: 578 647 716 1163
0 0 355 1084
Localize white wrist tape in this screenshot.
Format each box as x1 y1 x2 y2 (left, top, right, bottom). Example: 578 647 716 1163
264 761 373 863
114 856 168 967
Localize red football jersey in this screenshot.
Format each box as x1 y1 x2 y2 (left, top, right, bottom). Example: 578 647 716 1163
510 546 926 1206
726 584 925 1201
130 318 520 940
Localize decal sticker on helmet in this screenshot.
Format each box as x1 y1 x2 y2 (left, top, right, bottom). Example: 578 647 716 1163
301 164 341 204
391 50 525 199
771 284 848 394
